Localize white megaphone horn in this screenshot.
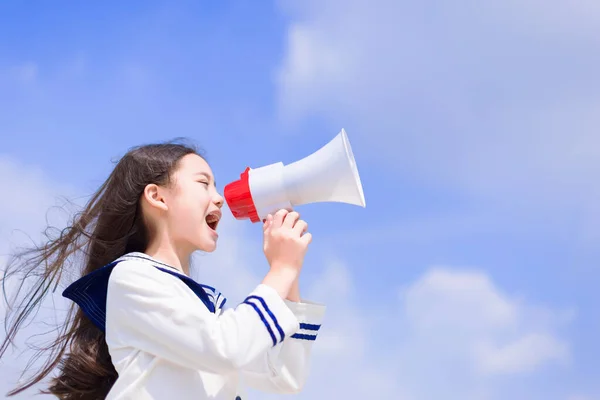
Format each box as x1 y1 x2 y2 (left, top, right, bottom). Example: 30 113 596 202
224 129 366 223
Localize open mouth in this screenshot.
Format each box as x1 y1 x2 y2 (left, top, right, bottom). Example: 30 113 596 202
205 210 221 231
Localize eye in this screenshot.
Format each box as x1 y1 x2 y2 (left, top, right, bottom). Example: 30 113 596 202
197 180 210 186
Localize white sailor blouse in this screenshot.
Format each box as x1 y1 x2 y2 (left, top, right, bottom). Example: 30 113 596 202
62 252 326 400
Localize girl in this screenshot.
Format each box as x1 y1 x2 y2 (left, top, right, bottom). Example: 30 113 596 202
0 141 325 400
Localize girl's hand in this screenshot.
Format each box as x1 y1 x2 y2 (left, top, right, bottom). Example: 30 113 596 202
261 209 311 298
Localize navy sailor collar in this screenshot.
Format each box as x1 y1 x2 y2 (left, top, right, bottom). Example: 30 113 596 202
62 252 226 332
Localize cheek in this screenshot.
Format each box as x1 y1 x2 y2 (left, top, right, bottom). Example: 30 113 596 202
169 202 204 241
170 189 210 224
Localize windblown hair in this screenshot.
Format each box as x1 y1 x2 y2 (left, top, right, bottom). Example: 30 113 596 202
1 140 199 399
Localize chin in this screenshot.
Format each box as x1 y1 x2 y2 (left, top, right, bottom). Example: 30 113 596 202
197 240 217 253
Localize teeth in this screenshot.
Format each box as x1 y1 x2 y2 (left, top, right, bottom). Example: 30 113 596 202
206 213 220 226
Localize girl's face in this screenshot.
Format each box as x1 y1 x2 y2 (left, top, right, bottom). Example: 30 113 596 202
162 153 224 253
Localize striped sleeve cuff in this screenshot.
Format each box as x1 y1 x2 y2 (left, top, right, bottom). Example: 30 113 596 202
242 284 300 347
284 299 326 342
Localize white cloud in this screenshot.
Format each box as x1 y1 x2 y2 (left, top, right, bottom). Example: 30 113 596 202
474 332 568 374
401 268 517 333
275 0 600 215
392 267 572 399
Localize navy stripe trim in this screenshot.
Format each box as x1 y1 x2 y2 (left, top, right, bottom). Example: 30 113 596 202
299 323 321 331
245 295 285 343
291 333 317 341
216 293 227 310
242 300 277 346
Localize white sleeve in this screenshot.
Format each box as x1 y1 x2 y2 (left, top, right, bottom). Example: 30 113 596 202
240 297 326 394
105 261 300 374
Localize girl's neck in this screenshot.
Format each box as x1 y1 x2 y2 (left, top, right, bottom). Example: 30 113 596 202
144 237 191 275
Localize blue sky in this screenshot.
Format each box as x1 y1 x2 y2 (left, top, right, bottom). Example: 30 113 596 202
1 1 599 399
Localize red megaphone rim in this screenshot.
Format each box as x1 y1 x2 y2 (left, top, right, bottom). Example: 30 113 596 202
223 167 260 223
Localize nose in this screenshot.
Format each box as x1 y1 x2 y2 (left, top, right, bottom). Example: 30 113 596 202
213 192 224 209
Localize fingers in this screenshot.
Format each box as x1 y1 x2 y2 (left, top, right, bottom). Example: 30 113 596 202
301 232 312 245
272 209 289 227
283 211 300 228
293 219 308 235
268 210 310 241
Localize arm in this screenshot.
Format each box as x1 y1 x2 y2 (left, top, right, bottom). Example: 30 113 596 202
240 279 326 394
286 276 301 302
106 261 300 374
240 210 325 393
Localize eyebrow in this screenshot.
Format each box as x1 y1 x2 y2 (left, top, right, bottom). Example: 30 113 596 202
194 172 216 186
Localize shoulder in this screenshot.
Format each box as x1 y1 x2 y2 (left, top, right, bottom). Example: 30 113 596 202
108 259 182 297
110 258 164 281
107 256 225 313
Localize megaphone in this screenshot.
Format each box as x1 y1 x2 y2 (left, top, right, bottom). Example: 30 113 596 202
224 128 366 223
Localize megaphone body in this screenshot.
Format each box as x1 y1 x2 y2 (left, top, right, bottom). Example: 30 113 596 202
224 129 366 223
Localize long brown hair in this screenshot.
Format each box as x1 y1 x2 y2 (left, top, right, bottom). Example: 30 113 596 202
1 141 199 399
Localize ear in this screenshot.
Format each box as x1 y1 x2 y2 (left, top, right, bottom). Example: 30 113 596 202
142 183 169 212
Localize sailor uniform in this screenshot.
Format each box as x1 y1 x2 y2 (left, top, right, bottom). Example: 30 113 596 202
63 252 326 400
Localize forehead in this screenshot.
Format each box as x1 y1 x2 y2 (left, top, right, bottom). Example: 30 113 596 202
175 153 213 177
